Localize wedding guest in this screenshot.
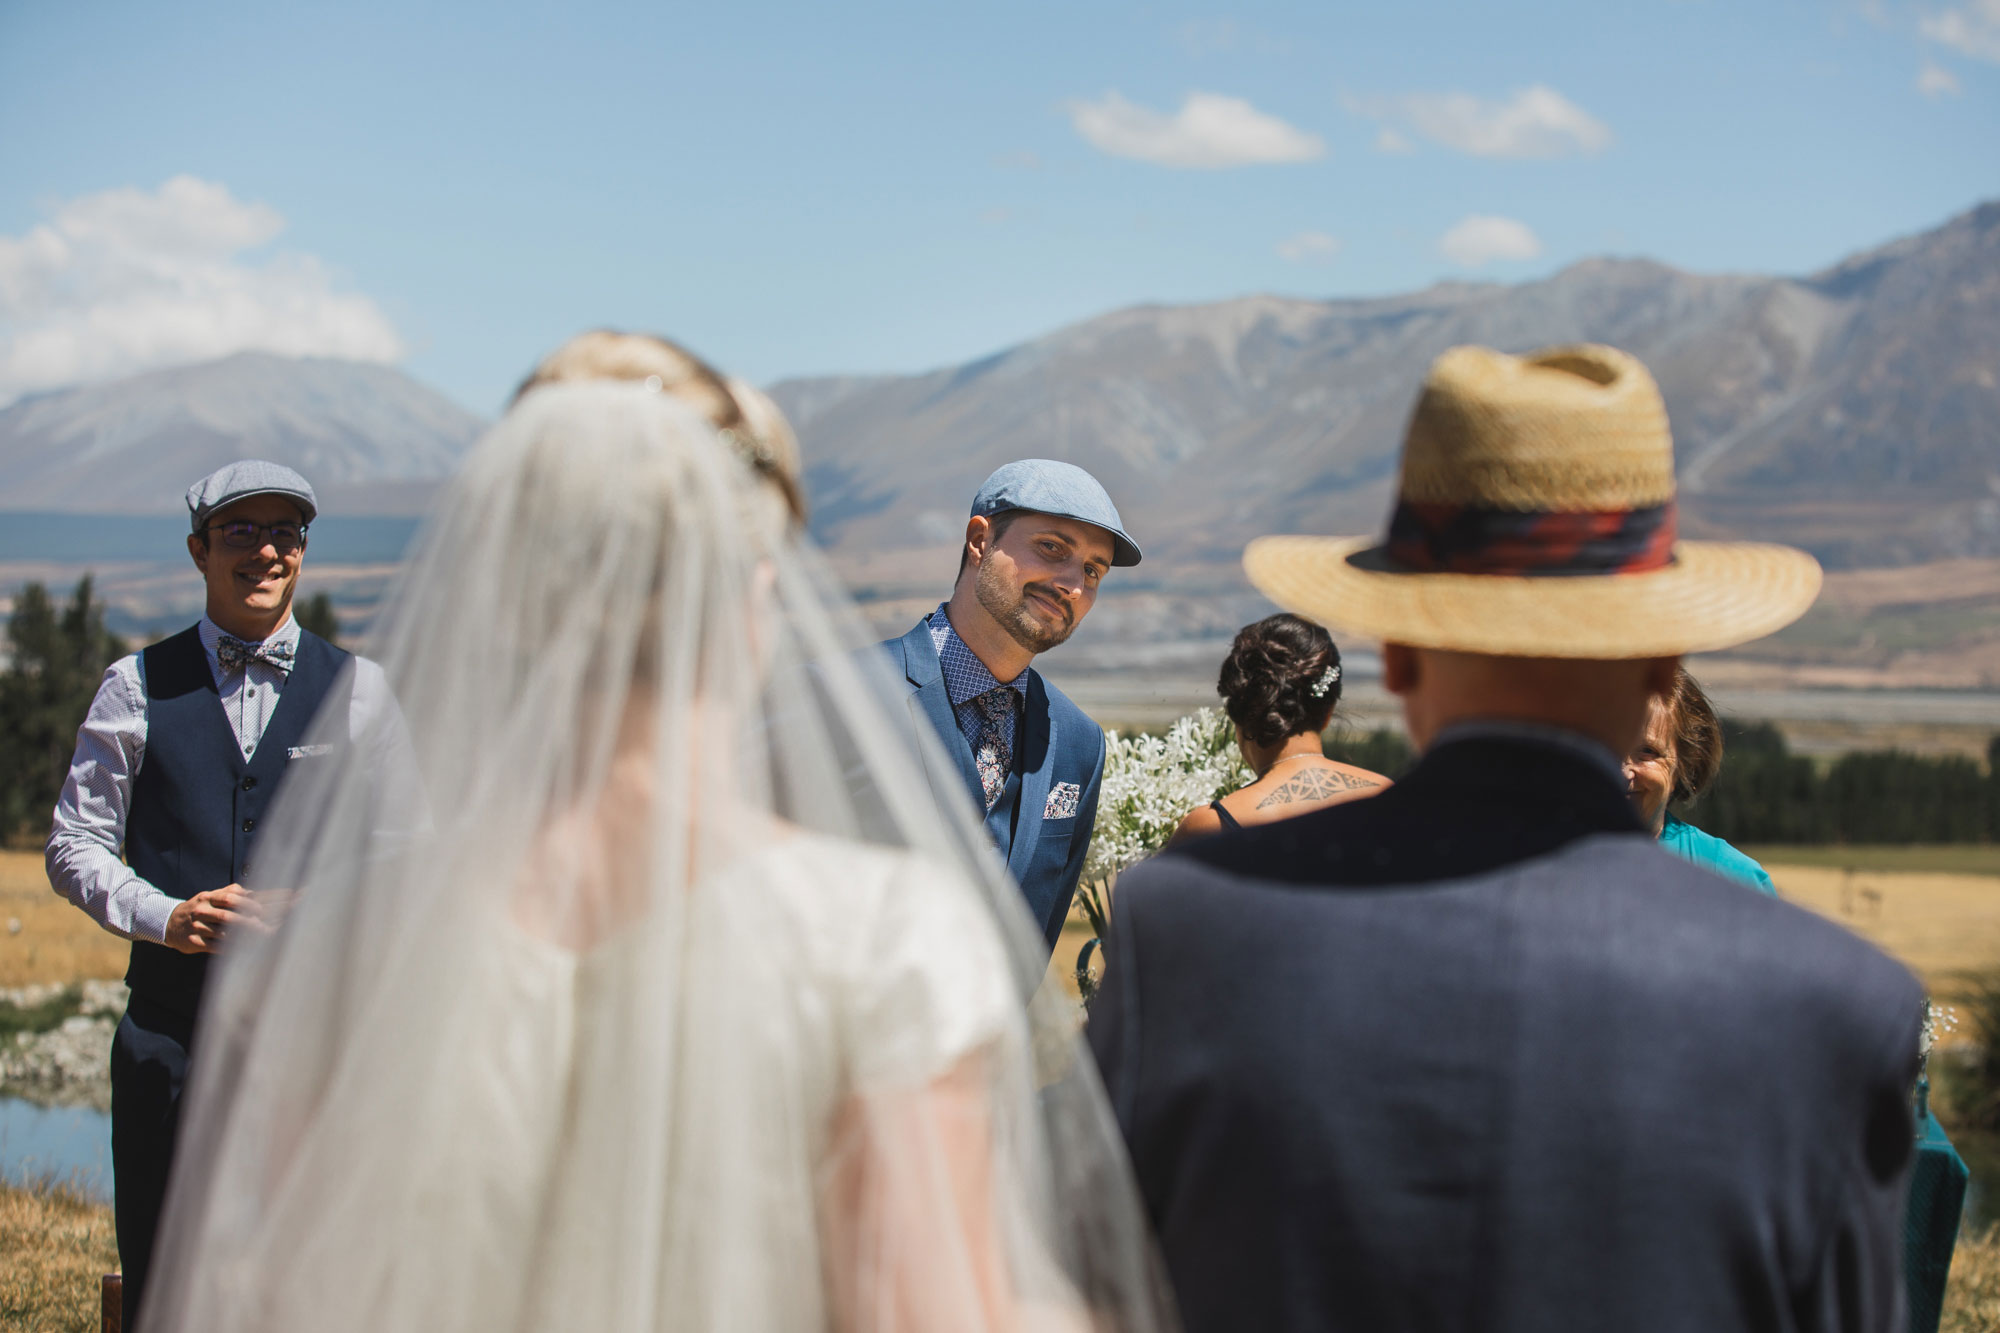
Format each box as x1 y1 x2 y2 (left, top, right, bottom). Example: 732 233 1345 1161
141 356 1170 1333
45 462 416 1330
1170 614 1387 844
1625 665 1776 895
884 460 1138 954
1089 344 1918 1333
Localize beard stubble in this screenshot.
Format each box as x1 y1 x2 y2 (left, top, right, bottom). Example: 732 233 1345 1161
975 559 1076 654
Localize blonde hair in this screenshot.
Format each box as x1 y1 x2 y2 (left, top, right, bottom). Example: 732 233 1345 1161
514 330 807 525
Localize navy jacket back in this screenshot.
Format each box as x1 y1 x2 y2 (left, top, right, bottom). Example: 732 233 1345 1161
1089 736 1921 1333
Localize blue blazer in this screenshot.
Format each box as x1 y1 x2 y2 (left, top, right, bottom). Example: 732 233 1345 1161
884 620 1105 954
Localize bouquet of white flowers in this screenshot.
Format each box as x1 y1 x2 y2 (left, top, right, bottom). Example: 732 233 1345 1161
1074 709 1253 968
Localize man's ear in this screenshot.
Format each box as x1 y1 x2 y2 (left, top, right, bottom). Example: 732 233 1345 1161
187 532 210 575
963 515 993 567
1382 642 1420 696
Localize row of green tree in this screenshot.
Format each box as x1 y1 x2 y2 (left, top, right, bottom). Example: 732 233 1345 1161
0 578 339 847
1693 722 1998 846
6 574 1998 848
1324 721 2000 845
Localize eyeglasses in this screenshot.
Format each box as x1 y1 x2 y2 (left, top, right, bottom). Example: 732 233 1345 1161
206 520 308 552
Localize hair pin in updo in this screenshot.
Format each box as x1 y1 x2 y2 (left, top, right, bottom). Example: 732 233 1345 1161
1309 663 1342 698
717 426 779 472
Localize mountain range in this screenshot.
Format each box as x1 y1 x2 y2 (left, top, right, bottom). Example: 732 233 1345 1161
774 199 2000 580
2 201 1995 674
0 353 482 516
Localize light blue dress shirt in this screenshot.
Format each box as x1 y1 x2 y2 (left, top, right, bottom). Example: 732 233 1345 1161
925 602 1028 759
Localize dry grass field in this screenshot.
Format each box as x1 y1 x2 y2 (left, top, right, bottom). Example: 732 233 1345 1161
1052 856 2000 1007
2 1174 1995 1332
0 1182 117 1333
1748 846 2000 877
1046 911 1098 1002
0 851 127 990
1764 864 2000 1000
1946 1227 2000 1333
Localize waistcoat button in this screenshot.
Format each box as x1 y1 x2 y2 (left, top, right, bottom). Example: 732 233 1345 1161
241 777 257 791
242 818 255 832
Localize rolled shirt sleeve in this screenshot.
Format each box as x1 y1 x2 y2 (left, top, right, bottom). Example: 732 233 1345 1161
46 658 181 943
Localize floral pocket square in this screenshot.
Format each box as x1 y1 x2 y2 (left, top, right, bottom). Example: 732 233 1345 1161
1043 783 1082 820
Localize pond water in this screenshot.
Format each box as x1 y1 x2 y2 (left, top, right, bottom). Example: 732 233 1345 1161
0 1097 111 1201
3 1093 1990 1235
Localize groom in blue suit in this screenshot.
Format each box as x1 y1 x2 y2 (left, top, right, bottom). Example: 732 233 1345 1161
885 460 1140 955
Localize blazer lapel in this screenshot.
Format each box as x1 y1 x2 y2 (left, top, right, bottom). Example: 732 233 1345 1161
900 622 985 806
1007 671 1054 886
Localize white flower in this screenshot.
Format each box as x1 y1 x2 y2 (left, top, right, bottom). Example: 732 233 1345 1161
1083 708 1254 884
1921 1001 1959 1063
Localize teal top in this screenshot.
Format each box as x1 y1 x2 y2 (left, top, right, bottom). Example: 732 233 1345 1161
1657 812 1777 896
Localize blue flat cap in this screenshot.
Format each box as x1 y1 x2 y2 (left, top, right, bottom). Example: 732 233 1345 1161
971 459 1141 566
186 460 318 533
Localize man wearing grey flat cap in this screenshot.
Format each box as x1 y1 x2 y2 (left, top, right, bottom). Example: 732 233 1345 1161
47 460 417 1330
882 459 1139 956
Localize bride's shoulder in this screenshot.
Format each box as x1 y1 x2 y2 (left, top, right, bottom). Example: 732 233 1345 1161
743 832 1004 958
756 835 1017 1074
750 831 974 906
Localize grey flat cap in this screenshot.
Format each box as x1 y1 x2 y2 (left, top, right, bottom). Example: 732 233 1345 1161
186 460 318 533
971 459 1141 566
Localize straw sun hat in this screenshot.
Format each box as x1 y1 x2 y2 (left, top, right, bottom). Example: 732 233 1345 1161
1243 344 1822 659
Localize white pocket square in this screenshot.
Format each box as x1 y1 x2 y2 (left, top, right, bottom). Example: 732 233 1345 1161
1043 783 1081 820
287 743 335 759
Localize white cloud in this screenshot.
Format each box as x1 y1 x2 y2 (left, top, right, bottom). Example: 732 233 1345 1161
1277 231 1342 263
1921 0 2000 62
1918 61 1964 94
0 175 402 406
1374 127 1415 154
1364 85 1612 159
1440 215 1543 267
1066 91 1325 168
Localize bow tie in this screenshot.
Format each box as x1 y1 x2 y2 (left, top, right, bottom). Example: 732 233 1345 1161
216 634 296 676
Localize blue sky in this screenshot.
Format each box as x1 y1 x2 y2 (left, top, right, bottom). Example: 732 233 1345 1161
2 0 1995 415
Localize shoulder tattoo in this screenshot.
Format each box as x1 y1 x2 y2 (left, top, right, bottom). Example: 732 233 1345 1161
1255 766 1382 809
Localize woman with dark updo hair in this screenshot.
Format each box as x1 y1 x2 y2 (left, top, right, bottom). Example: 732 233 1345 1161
1170 613 1390 844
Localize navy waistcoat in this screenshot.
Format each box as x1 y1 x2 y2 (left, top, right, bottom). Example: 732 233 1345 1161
125 624 351 1018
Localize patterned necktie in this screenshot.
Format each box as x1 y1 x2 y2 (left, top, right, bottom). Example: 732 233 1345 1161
972 688 1017 811
216 634 296 676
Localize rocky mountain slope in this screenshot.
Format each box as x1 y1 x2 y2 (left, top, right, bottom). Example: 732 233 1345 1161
775 200 2000 578
0 353 484 516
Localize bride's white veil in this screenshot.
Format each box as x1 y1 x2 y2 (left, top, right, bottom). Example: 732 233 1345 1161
143 377 1175 1331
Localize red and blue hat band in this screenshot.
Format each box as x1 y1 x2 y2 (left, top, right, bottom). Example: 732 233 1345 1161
1383 500 1677 577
